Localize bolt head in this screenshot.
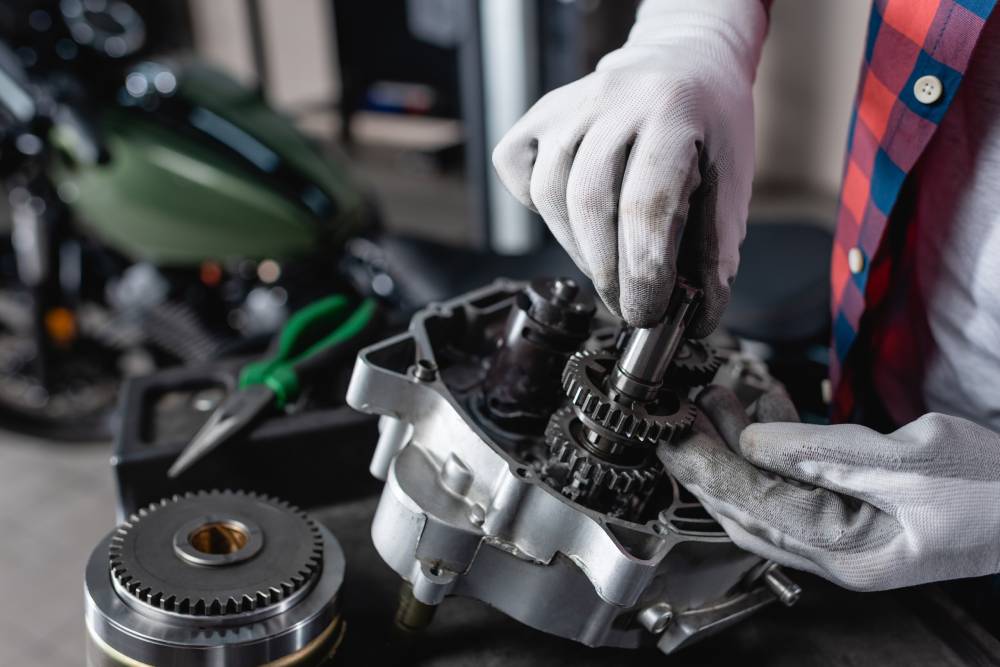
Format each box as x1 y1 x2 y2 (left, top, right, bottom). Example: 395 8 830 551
468 504 485 526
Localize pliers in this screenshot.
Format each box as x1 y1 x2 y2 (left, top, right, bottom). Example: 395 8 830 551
167 294 378 477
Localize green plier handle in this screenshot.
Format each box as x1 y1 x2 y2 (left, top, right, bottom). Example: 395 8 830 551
239 295 377 409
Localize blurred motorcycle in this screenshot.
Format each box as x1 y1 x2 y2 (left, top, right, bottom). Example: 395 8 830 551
0 1 375 439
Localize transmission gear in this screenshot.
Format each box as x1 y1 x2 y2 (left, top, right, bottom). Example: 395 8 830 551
86 489 345 666
108 489 323 616
562 350 695 446
545 405 659 496
668 339 722 386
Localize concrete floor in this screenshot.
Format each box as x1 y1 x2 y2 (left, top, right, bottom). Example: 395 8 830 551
0 432 114 666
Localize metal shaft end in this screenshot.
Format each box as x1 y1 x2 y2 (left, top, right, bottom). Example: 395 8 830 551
637 602 674 634
395 581 437 632
764 565 801 607
611 281 702 400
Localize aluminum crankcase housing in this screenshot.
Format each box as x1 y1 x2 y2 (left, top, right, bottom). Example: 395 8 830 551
346 279 792 654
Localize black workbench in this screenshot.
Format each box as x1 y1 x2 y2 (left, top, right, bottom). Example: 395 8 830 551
319 498 1000 666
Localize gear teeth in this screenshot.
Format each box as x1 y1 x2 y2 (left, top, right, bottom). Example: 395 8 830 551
108 490 324 618
669 339 723 386
544 406 660 497
561 350 694 445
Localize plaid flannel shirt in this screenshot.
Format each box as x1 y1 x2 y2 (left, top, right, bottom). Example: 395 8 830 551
830 0 998 423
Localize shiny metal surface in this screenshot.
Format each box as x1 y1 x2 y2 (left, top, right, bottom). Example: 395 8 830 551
611 282 700 401
84 492 345 666
346 279 800 655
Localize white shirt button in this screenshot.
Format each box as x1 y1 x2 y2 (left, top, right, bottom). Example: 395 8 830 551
848 247 865 274
914 75 943 104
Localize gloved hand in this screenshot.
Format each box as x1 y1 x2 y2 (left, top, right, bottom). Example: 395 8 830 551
492 0 769 334
658 385 1000 591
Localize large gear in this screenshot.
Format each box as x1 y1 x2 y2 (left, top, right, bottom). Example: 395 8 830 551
668 339 722 386
561 350 695 445
545 405 659 496
108 489 323 617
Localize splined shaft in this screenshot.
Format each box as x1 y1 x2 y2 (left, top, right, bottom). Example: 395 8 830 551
609 281 701 403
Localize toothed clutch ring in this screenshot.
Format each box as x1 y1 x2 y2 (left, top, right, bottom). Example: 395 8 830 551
84 490 345 666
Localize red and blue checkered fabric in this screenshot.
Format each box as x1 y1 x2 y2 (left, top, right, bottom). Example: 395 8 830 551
830 0 997 422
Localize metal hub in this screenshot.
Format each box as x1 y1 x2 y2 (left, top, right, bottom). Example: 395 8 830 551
109 490 322 618
86 490 345 666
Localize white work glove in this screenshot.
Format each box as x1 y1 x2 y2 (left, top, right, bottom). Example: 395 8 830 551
658 386 1000 591
492 0 768 334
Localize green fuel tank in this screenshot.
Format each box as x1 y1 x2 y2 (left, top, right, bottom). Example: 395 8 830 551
49 61 369 267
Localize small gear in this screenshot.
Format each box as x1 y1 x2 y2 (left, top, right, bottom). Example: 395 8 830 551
109 490 323 617
562 350 695 445
545 406 660 496
668 339 722 386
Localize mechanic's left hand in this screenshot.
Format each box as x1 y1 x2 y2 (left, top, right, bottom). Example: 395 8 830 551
658 385 1000 592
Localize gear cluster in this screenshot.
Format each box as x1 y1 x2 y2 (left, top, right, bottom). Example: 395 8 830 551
109 489 323 617
561 350 695 446
543 336 719 514
546 405 659 496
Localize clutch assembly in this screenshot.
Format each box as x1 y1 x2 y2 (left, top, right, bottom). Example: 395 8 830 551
84 490 345 666
347 277 801 655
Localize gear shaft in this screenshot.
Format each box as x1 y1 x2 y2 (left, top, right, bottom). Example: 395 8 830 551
543 281 715 515
610 281 701 402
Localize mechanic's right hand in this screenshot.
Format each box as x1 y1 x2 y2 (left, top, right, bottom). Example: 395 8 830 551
492 0 768 335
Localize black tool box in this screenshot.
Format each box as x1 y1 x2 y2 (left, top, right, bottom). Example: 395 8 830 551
111 358 380 521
